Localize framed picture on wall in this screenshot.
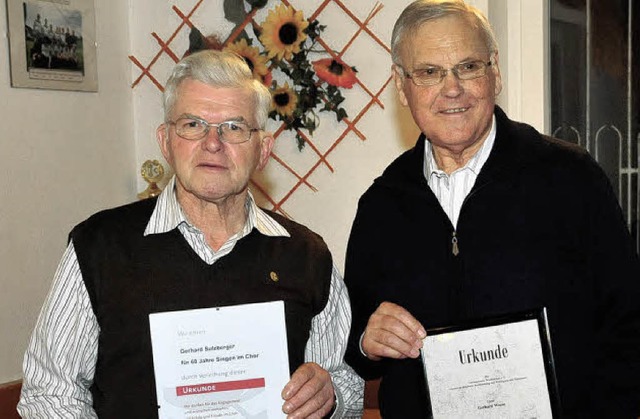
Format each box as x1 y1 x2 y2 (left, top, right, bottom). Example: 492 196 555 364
6 0 98 92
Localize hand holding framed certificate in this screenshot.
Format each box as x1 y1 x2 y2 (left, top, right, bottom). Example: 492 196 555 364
421 308 561 418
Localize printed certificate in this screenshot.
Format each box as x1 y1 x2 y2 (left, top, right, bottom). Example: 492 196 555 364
149 301 290 418
421 308 561 418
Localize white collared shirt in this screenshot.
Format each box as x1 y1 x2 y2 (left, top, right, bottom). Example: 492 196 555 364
145 177 290 265
423 116 497 227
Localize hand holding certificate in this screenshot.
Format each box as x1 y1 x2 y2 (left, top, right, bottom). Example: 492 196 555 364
421 308 561 419
149 301 290 418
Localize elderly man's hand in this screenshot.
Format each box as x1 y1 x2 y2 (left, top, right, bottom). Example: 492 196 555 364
281 362 335 418
361 301 426 361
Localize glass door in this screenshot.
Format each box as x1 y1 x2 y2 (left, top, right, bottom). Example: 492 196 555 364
550 0 639 250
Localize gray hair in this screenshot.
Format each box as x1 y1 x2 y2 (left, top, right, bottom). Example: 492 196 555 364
391 0 498 66
162 50 272 129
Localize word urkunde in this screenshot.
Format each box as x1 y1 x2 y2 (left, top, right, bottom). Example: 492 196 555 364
459 345 509 364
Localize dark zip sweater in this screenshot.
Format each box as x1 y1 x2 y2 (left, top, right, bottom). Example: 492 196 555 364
70 197 333 418
344 106 640 418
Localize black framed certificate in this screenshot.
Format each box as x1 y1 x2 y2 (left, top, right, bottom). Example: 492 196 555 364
421 308 561 418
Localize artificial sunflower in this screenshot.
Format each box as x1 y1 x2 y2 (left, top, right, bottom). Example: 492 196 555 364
312 58 358 88
224 38 270 81
271 82 298 117
259 4 308 61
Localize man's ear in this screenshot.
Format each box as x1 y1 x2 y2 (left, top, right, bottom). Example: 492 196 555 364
491 51 503 97
156 123 172 165
257 132 274 170
392 65 409 107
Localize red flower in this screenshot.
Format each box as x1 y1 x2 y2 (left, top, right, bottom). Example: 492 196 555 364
261 70 273 86
312 58 357 88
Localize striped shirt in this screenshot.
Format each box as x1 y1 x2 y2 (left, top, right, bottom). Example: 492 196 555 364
424 116 497 227
18 176 363 418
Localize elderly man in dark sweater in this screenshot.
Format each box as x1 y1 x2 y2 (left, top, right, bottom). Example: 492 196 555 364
343 1 640 418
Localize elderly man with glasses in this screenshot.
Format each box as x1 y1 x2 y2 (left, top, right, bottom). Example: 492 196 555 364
18 50 363 418
343 1 640 418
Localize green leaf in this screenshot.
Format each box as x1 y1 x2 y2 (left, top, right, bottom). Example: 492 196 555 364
224 0 247 24
296 134 306 151
246 0 269 9
303 117 316 132
292 118 304 129
186 27 206 55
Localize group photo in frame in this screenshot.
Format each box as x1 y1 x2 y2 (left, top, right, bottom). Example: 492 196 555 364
6 0 98 92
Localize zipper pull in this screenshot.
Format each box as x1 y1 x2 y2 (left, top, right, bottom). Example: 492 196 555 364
452 232 459 256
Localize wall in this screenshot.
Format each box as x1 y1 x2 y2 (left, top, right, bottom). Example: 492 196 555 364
0 0 135 383
0 0 546 386
489 0 548 132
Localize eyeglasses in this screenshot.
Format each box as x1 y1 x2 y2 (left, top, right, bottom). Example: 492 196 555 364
167 117 259 144
401 59 493 86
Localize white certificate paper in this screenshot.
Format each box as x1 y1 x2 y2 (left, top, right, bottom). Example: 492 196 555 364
149 301 290 418
422 315 555 419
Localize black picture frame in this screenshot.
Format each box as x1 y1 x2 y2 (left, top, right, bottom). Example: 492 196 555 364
421 308 562 418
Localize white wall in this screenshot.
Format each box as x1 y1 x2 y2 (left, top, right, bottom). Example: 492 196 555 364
489 0 548 133
0 0 546 385
0 0 135 382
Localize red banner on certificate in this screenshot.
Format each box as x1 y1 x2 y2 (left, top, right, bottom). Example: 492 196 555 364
176 378 266 396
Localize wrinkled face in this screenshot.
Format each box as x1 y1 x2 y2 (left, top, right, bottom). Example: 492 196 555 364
156 79 273 204
393 15 502 154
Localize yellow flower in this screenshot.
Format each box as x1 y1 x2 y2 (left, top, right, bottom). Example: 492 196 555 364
271 82 298 117
223 38 270 80
259 4 308 61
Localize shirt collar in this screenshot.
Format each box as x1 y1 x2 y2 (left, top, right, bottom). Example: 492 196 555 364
144 175 290 238
424 115 497 177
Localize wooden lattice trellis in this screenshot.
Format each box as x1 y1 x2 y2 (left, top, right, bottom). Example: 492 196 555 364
128 0 393 218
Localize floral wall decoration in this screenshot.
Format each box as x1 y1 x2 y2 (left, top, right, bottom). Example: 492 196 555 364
184 0 358 150
130 0 392 230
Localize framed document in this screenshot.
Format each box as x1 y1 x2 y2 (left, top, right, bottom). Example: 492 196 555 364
149 301 290 418
421 308 561 418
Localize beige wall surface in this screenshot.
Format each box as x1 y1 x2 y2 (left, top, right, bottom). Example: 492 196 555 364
0 0 135 382
0 0 545 386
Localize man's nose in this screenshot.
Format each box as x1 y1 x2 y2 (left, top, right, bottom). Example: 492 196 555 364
440 70 463 96
202 126 223 150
